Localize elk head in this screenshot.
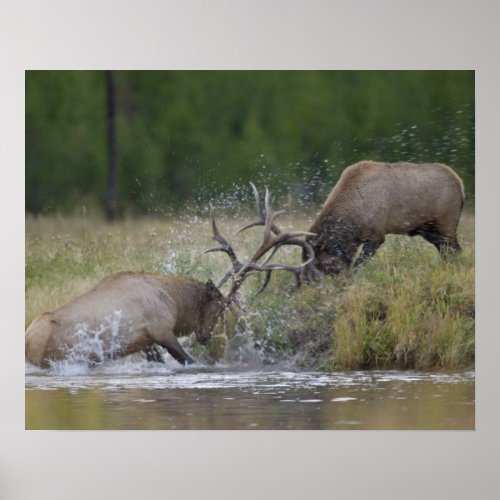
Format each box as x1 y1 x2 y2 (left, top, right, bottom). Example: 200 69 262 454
204 183 323 313
196 279 226 345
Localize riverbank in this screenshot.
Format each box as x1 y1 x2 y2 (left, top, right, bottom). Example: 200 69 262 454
25 211 474 370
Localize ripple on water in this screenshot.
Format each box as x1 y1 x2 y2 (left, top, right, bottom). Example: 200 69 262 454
25 358 475 393
25 357 475 430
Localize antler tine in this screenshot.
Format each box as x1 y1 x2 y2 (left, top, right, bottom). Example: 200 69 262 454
204 205 245 292
209 207 228 246
237 183 282 235
252 237 323 294
250 181 263 218
261 243 280 265
236 221 262 235
216 269 234 288
236 182 264 235
255 270 272 295
204 206 241 268
262 187 286 239
247 187 314 264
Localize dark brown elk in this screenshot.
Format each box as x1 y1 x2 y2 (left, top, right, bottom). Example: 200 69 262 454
304 161 465 275
25 187 315 368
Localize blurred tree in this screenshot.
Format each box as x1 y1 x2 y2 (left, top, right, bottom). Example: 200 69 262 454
105 70 117 221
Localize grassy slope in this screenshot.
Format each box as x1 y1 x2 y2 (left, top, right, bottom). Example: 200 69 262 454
25 211 474 370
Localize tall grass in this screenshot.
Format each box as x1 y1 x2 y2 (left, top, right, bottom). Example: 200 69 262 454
331 241 474 370
25 211 474 370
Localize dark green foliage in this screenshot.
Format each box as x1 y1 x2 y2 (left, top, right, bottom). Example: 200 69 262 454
26 70 474 214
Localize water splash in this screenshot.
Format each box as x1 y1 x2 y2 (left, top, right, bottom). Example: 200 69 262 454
224 332 262 366
47 311 127 374
159 249 180 274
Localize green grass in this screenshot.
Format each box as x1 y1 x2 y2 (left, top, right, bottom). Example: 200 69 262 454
25 211 475 370
331 245 475 370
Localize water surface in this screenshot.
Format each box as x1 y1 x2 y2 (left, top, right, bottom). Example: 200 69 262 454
26 361 474 430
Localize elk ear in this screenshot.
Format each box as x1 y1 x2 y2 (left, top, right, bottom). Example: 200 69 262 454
205 279 218 299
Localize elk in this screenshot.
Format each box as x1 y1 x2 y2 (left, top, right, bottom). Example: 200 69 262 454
304 161 465 275
25 187 315 368
25 273 227 367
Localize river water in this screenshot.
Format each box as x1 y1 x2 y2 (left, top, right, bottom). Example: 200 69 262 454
25 359 474 430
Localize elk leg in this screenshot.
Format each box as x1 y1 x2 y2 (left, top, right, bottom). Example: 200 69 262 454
354 237 384 268
161 336 195 365
416 224 461 257
425 233 461 256
143 344 166 363
444 236 461 253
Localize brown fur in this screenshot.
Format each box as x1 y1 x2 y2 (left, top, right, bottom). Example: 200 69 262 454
307 161 465 274
25 272 225 367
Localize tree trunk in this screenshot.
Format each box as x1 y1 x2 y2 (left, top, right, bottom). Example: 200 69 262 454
105 70 117 221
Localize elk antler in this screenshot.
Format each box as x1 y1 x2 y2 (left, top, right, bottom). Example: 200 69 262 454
203 205 244 288
235 183 323 293
237 182 282 235
204 185 323 302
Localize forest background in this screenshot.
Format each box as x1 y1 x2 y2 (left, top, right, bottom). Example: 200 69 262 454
25 70 474 216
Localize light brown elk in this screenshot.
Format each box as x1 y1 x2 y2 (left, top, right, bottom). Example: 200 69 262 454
25 273 226 367
25 187 315 367
304 161 465 275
